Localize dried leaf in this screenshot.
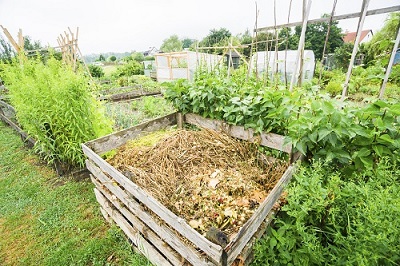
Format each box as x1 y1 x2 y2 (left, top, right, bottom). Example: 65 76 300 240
210 169 221 179
189 219 202 229
209 178 220 189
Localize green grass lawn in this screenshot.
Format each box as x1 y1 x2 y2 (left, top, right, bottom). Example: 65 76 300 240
0 122 150 266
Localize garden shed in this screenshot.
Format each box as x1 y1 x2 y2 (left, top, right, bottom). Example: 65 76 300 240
154 51 222 82
251 50 315 83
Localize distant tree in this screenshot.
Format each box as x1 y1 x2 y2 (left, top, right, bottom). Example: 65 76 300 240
23 36 42 51
182 38 196 49
363 13 400 66
200 28 232 48
160 35 183 52
0 36 15 63
109 55 117 62
132 52 145 62
278 27 298 51
293 15 344 60
88 64 105 78
333 42 354 70
98 54 106 61
238 29 252 57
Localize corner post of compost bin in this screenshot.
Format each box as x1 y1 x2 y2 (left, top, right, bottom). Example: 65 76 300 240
177 112 184 129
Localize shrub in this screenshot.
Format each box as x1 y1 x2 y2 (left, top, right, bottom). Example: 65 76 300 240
113 60 143 78
88 64 105 78
1 56 112 167
324 81 342 96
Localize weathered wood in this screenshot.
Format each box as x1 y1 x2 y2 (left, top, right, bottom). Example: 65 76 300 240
237 211 276 265
256 5 400 32
0 112 35 146
94 188 174 266
0 100 16 113
176 112 183 129
82 144 224 264
341 0 370 100
91 175 186 266
98 91 161 102
226 164 297 265
87 160 213 266
184 113 291 154
85 112 177 154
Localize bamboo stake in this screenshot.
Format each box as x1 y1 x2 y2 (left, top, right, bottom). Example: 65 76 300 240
379 25 400 99
297 0 307 86
284 0 293 89
341 0 370 101
0 25 20 52
289 0 312 92
318 0 338 85
273 0 279 85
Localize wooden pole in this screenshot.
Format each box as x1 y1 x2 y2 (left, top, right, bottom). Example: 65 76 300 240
0 25 20 52
318 0 338 85
284 0 293 88
297 0 307 86
256 5 400 32
379 25 400 99
341 0 370 101
289 0 312 92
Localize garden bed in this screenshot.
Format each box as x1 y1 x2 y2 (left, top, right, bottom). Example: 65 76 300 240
82 113 299 266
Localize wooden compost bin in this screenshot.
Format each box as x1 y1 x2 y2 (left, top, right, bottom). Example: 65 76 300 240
82 112 299 266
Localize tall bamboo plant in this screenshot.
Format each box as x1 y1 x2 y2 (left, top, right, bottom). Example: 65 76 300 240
1 55 112 168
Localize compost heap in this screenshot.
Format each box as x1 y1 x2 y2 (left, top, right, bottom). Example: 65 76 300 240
108 128 288 238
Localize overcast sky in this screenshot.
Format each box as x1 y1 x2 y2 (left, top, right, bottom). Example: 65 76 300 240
0 0 398 55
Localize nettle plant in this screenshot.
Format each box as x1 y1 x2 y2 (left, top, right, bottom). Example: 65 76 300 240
1 56 112 167
165 68 400 171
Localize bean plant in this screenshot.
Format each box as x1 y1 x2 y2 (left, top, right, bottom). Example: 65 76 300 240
165 68 400 172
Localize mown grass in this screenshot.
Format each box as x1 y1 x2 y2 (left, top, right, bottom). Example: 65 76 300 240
0 122 150 266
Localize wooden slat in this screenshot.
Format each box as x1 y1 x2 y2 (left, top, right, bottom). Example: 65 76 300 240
87 160 213 266
236 211 275 265
94 188 173 266
226 164 297 265
0 113 35 146
0 100 16 113
85 112 177 154
82 145 224 264
184 113 291 154
98 91 161 102
92 175 184 266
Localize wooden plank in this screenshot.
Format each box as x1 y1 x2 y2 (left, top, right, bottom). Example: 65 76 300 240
256 5 400 32
87 160 213 266
92 175 185 266
98 91 161 102
82 145 224 264
0 112 35 146
226 164 297 264
94 188 173 266
234 211 275 265
0 100 16 113
184 113 291 154
84 112 177 154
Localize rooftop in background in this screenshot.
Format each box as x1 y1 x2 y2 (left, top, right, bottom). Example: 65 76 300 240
343 29 373 44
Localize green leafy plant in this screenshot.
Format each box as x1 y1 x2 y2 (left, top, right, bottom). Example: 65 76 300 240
1 56 112 167
88 64 105 78
252 159 400 265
